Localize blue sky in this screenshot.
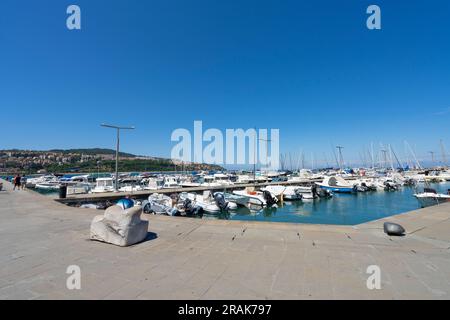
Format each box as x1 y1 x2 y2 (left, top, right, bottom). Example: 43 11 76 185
1 0 449 167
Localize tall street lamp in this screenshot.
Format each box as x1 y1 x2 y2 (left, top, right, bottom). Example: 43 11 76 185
101 124 135 191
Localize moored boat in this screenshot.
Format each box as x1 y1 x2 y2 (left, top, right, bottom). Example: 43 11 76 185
414 188 450 207
316 176 355 193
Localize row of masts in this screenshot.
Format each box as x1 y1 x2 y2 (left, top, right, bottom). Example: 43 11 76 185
279 140 449 171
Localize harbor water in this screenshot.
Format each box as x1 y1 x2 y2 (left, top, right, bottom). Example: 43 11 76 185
6 176 449 226
205 183 450 225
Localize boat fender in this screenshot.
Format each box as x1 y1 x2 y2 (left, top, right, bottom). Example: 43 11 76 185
383 222 405 236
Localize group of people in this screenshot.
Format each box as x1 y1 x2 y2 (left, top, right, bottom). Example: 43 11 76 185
12 175 27 190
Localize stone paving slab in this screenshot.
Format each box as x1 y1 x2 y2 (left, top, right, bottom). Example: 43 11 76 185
1 178 450 299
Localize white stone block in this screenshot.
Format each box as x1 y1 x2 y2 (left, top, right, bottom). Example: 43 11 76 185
90 205 149 247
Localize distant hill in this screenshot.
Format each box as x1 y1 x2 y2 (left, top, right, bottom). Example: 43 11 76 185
48 148 137 158
0 148 224 173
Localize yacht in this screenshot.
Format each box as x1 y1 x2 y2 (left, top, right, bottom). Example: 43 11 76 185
414 188 450 207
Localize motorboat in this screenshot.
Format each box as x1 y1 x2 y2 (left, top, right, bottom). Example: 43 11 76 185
261 185 302 200
91 177 115 193
118 185 143 192
35 181 61 191
142 193 180 216
179 191 237 213
26 174 59 188
118 176 144 192
178 175 201 188
200 174 234 187
232 187 278 208
161 176 179 189
316 176 355 193
235 174 252 184
67 183 92 195
143 177 160 190
414 188 450 208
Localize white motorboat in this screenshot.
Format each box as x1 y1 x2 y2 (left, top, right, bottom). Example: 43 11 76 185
261 185 302 200
178 175 201 188
316 176 355 193
35 182 61 191
200 174 233 187
142 193 179 216
232 187 278 208
414 188 450 207
118 185 143 192
179 191 237 212
161 176 179 189
91 177 115 193
143 177 160 190
67 183 92 195
26 174 59 188
235 174 252 184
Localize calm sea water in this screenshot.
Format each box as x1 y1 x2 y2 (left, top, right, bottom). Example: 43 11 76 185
204 183 450 225
7 175 448 226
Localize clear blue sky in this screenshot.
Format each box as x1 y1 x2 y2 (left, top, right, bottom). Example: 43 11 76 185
1 0 449 167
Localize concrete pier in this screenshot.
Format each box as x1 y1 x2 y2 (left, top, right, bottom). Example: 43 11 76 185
56 179 320 204
1 178 450 299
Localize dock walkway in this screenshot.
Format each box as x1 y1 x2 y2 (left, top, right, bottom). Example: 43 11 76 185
1 178 450 299
57 179 321 204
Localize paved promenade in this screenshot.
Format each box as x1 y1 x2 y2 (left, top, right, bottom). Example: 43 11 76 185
1 178 450 299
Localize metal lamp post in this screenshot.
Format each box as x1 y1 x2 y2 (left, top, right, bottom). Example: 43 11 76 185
100 124 135 191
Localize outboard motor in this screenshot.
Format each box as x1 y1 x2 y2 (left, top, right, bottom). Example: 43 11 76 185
317 188 332 198
294 188 304 200
262 190 277 207
141 200 152 214
311 185 319 198
384 181 398 191
182 198 203 217
213 193 229 210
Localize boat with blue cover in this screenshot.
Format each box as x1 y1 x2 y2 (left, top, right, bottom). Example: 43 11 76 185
316 176 356 193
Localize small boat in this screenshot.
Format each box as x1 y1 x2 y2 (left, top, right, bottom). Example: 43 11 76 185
232 187 278 208
118 185 143 192
179 191 237 213
261 185 302 200
316 176 355 193
35 182 61 191
91 177 115 193
67 183 92 195
143 177 160 190
161 176 179 189
414 188 450 208
142 193 180 216
27 174 59 188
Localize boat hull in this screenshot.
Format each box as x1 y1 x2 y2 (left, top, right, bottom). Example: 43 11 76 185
318 185 354 193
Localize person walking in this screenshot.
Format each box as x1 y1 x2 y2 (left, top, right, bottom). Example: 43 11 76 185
21 175 27 190
13 175 21 190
